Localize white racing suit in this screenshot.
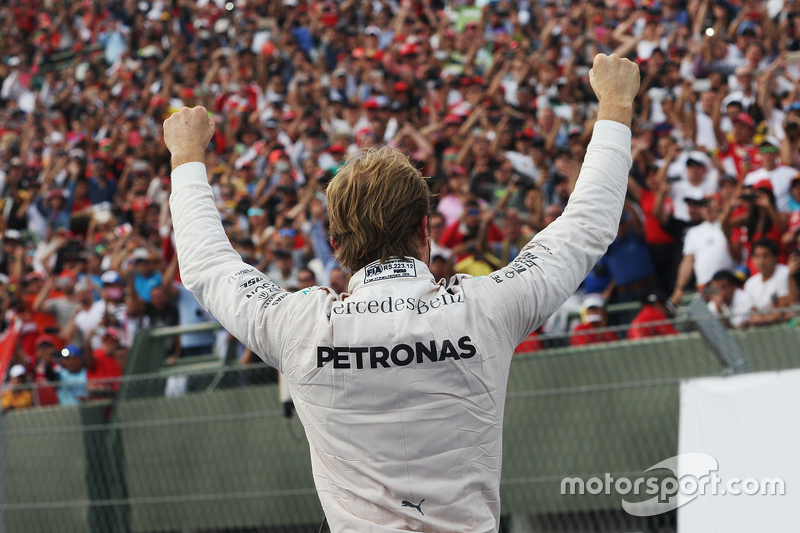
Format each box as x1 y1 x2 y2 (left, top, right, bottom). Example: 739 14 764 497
169 120 632 532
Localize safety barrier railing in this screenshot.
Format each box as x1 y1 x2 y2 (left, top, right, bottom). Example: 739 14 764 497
2 307 799 533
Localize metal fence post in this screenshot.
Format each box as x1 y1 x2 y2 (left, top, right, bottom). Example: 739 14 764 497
687 296 750 374
82 403 130 533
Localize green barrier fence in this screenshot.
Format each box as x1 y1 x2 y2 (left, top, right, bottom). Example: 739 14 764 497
3 312 800 533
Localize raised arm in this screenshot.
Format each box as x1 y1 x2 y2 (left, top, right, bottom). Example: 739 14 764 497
164 108 328 370
472 54 640 344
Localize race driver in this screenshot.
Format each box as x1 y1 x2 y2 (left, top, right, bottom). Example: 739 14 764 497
164 54 640 533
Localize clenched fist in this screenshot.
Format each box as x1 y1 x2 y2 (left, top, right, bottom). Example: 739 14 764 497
163 106 216 168
589 54 641 127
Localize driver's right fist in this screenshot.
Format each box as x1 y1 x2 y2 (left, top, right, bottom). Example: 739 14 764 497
589 54 641 107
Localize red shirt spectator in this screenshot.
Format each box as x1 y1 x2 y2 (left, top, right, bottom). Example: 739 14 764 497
440 203 504 263
570 322 619 346
718 113 762 179
570 294 619 346
639 188 675 245
86 328 123 394
515 331 542 353
627 305 678 339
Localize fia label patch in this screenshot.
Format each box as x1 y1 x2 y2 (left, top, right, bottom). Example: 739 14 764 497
363 259 417 283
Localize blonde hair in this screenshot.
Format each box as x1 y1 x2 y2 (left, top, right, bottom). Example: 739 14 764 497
327 147 432 272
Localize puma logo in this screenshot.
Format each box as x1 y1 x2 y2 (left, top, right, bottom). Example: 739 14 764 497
401 499 424 515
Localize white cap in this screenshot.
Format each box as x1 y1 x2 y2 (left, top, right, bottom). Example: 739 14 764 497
93 209 112 224
100 270 123 285
581 293 606 311
761 135 780 148
686 151 709 167
132 248 150 260
9 364 26 379
48 131 65 145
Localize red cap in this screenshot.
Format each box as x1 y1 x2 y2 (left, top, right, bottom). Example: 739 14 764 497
320 13 339 26
268 149 287 164
261 41 276 55
35 335 57 348
732 112 755 128
398 43 418 56
26 271 46 282
131 198 150 212
363 98 380 110
515 127 535 139
394 81 409 92
103 327 122 342
753 179 773 192
444 114 463 124
352 47 365 59
328 142 346 154
281 110 298 121
617 0 636 8
59 269 77 281
448 165 467 176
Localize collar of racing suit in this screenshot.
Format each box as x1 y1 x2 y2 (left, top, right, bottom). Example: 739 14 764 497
348 257 435 294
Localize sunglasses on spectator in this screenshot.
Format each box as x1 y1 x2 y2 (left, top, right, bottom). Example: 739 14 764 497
467 209 481 216
759 146 778 154
248 207 264 216
279 228 296 238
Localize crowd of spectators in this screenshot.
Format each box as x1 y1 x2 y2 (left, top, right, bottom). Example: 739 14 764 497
3 0 800 410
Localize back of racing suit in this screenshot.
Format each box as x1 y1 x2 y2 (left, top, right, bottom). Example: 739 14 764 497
169 120 632 532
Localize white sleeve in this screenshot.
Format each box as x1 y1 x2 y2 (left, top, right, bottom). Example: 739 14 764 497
470 120 633 345
169 162 331 370
682 228 697 256
777 266 791 298
742 169 761 186
730 289 754 327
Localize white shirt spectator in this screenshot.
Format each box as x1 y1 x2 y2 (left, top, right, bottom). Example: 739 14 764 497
743 166 799 213
683 221 736 286
73 300 106 348
694 110 718 151
504 151 539 182
723 90 756 111
744 264 791 311
669 179 718 222
707 288 754 328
